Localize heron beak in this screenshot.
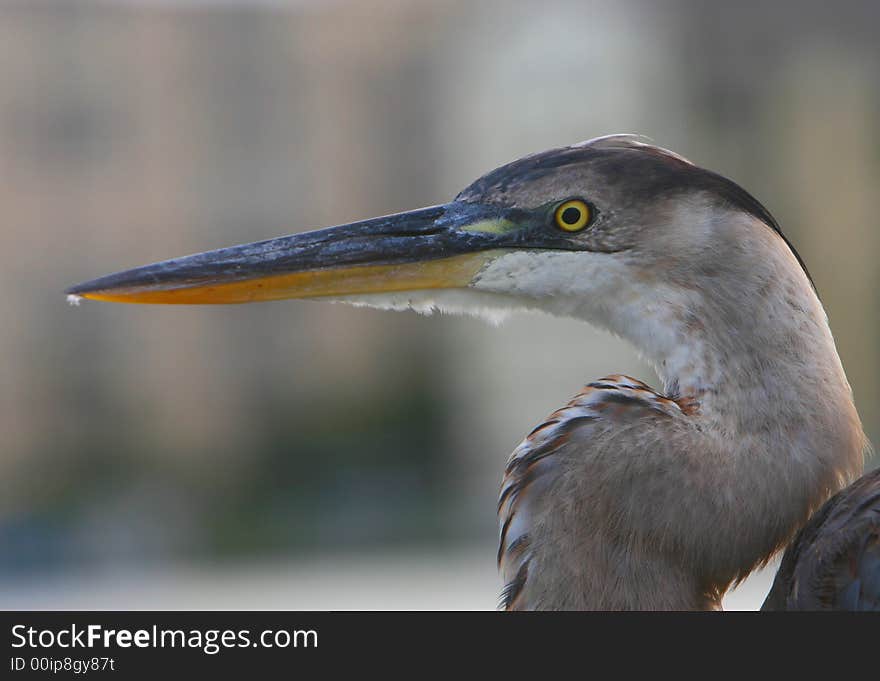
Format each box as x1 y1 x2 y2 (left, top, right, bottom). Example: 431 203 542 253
66 203 520 305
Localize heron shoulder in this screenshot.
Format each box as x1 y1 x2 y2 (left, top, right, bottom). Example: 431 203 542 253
762 466 880 610
497 375 692 610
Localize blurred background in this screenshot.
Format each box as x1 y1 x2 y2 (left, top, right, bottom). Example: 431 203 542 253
1 0 878 610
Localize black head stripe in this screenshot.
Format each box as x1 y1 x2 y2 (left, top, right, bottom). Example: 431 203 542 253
457 137 815 292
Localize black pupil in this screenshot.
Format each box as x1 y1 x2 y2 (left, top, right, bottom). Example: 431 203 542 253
561 206 582 225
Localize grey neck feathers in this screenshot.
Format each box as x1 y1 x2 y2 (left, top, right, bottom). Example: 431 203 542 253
624 228 864 605
536 220 866 609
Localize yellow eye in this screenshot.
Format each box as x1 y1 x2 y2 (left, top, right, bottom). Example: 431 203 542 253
554 200 591 232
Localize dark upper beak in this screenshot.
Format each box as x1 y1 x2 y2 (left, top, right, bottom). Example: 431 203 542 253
66 202 524 305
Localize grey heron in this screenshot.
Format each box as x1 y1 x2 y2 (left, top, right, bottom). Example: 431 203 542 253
67 135 878 610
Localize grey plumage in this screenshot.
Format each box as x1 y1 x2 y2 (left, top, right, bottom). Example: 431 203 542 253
483 137 869 609
67 134 876 610
762 466 880 610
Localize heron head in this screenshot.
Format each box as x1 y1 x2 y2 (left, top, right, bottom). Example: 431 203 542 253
67 135 811 337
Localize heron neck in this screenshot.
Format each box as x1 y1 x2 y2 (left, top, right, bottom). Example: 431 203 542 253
645 278 851 437
566 231 854 437
590 263 865 605
475 242 866 608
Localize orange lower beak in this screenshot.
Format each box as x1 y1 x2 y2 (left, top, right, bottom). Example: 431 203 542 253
66 203 516 305
74 253 492 305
